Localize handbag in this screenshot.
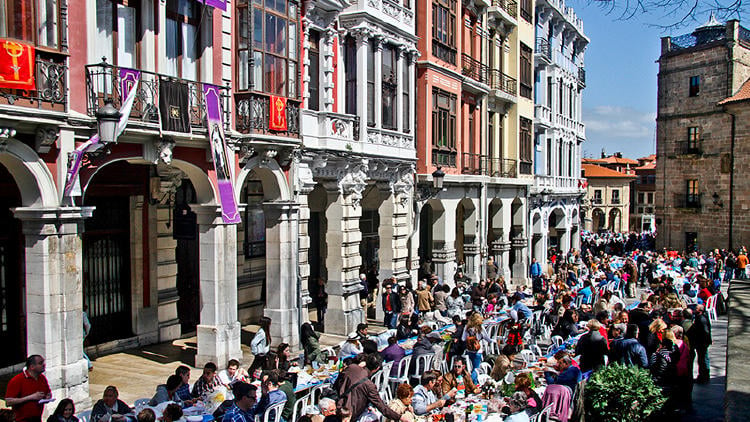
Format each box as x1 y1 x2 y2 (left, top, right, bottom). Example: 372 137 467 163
466 335 481 352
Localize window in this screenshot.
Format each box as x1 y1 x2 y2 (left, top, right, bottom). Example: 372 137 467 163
241 0 298 96
686 179 699 206
568 143 573 177
558 78 563 114
244 181 266 258
488 111 495 157
344 36 357 115
520 43 532 99
519 117 532 173
687 126 700 151
612 189 620 204
402 55 410 133
166 0 204 80
647 192 654 203
432 0 456 64
382 44 397 130
638 192 644 204
557 140 563 176
594 189 602 204
432 88 456 149
546 77 552 109
546 138 552 175
96 0 139 68
367 40 375 126
306 31 320 111
689 75 700 97
519 0 531 22
0 0 60 48
568 85 573 118
468 103 476 154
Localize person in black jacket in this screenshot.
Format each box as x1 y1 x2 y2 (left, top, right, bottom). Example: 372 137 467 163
687 304 712 383
552 309 580 340
575 320 608 372
382 283 402 329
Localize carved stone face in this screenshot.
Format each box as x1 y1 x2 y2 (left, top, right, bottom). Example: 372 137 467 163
159 142 173 165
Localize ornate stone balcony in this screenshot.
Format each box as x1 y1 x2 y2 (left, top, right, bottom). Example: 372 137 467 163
488 0 517 36
487 69 517 112
344 0 415 32
532 174 584 194
301 109 359 147
535 104 552 128
535 38 552 66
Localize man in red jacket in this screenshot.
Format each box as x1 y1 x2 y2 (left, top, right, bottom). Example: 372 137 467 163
5 355 52 422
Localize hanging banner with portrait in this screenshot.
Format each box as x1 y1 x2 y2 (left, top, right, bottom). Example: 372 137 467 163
203 83 240 224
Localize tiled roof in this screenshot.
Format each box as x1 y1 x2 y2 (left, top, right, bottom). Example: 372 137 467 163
582 163 637 178
639 154 656 161
719 78 750 105
635 162 656 170
582 156 639 165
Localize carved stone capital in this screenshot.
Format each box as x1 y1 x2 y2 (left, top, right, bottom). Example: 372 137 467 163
35 126 58 154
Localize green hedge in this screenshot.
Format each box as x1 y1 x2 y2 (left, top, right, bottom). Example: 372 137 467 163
583 363 666 421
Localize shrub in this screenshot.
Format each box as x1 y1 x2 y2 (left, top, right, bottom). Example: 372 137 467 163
583 363 666 421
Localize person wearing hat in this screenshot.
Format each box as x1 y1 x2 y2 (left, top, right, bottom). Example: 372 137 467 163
382 283 402 329
338 335 363 359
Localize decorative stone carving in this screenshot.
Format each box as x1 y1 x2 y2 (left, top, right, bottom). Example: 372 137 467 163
35 126 58 154
158 139 175 165
390 164 414 205
338 159 369 207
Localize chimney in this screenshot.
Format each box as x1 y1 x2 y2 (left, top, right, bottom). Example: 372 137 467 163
615 152 622 158
600 148 606 158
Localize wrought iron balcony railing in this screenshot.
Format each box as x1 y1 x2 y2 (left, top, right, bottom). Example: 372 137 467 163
491 0 517 18
432 40 457 65
461 54 489 84
85 62 230 130
236 92 300 137
674 193 701 209
578 66 586 86
484 157 517 178
519 160 532 175
0 51 67 111
676 140 702 155
535 38 551 61
462 152 483 175
488 70 517 96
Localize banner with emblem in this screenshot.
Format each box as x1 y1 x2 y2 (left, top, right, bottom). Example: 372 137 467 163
203 84 240 224
0 39 35 90
268 95 288 131
201 0 226 11
159 78 191 133
63 68 141 198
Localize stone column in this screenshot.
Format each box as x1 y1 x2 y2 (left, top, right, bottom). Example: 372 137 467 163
13 207 94 410
324 183 364 335
356 32 369 141
194 205 241 368
263 201 301 349
376 183 410 318
296 162 316 324
431 199 457 284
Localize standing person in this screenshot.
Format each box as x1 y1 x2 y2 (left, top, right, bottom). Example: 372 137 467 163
462 313 492 383
359 273 370 310
399 285 415 315
433 285 449 317
445 288 465 318
530 258 543 294
687 304 712 384
250 316 272 376
82 305 93 370
315 278 328 330
416 280 433 315
5 355 51 422
335 354 406 421
486 257 498 281
738 249 748 280
574 320 608 372
382 283 402 329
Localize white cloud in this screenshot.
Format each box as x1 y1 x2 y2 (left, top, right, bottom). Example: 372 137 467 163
582 105 656 158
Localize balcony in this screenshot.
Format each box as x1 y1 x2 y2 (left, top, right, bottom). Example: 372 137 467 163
484 157 517 178
675 140 702 156
535 38 552 66
301 110 358 147
86 62 230 132
578 66 586 87
461 54 489 84
487 70 517 111
488 0 517 35
519 161 532 175
235 92 300 137
674 193 701 210
553 113 585 138
432 40 457 65
0 51 67 112
592 197 603 205
350 0 415 29
611 197 621 205
462 152 483 175
532 175 583 193
535 104 552 128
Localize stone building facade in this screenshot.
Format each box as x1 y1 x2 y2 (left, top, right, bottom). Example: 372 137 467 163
529 0 587 268
656 18 750 251
581 163 635 232
629 155 656 232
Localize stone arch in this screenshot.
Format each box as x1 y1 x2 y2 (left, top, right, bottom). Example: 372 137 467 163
608 208 621 232
0 140 58 207
592 208 605 231
83 157 217 205
236 156 291 202
456 198 477 276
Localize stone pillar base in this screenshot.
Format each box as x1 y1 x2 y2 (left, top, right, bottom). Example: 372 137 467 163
265 307 300 349
196 322 242 368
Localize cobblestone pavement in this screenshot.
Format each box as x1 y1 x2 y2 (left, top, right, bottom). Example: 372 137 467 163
682 314 727 422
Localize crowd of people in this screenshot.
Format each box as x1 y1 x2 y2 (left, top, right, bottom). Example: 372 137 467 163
3 231 735 422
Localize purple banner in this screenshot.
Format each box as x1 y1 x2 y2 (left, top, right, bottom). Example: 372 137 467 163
201 0 226 11
63 68 141 198
203 84 240 224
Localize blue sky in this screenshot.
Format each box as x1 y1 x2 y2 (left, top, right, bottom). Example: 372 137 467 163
568 2 719 159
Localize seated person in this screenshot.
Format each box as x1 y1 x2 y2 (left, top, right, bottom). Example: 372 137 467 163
381 336 406 377
174 366 193 401
149 375 186 406
91 386 132 422
510 293 534 321
161 404 182 422
192 362 221 398
490 345 519 381
136 409 156 422
221 382 257 422
412 371 455 415
218 359 250 385
441 358 479 396
250 372 287 420
338 335 364 359
543 355 582 391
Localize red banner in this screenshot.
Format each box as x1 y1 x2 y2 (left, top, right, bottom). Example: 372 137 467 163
0 40 34 90
269 95 288 131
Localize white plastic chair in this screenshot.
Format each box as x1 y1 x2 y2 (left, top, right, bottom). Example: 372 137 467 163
133 398 151 409
531 344 544 359
520 349 536 365
409 354 435 384
484 338 500 356
379 360 394 390
388 355 412 393
531 404 554 422
77 411 91 422
550 335 564 348
706 295 718 322
256 399 287 422
379 387 392 403
309 382 330 405
291 394 310 422
476 361 492 376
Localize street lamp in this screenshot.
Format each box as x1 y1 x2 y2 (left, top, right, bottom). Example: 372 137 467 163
432 166 445 190
96 100 121 145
